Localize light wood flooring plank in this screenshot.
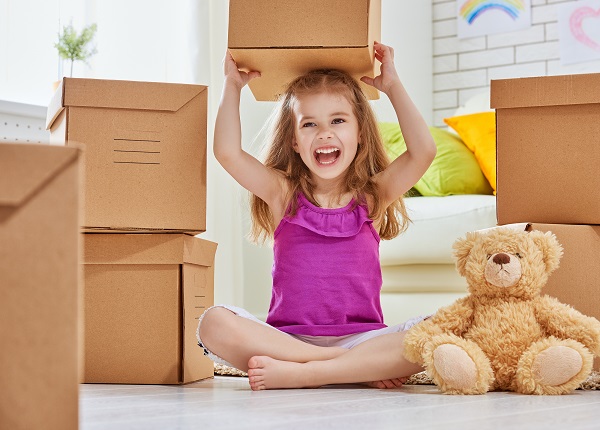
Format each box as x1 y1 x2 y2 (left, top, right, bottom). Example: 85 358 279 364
80 376 600 430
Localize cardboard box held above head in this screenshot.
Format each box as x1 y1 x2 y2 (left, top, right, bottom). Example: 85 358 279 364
228 0 381 101
46 77 208 233
0 143 80 430
491 72 600 226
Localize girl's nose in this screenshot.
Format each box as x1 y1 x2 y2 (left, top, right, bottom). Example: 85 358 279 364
317 127 333 140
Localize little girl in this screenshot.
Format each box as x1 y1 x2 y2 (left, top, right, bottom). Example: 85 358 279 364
198 42 436 391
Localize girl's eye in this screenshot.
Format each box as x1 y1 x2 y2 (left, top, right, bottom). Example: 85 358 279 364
302 122 316 128
332 118 345 124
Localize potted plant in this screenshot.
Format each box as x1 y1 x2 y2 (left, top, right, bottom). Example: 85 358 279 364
55 23 98 78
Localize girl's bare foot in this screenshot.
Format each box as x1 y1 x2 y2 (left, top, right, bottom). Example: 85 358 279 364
247 356 317 390
247 356 410 391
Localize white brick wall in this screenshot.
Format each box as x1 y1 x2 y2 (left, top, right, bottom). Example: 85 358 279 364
432 0 600 126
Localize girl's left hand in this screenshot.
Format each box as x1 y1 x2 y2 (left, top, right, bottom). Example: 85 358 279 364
361 42 401 95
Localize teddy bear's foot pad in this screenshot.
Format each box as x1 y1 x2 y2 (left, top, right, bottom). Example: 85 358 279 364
433 344 477 390
534 346 583 386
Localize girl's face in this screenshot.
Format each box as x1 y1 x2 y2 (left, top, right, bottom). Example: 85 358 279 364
292 91 360 184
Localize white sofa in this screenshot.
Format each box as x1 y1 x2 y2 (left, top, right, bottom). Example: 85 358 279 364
379 195 497 324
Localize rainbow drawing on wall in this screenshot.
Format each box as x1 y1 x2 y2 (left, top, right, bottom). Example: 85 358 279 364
459 0 526 25
457 0 531 39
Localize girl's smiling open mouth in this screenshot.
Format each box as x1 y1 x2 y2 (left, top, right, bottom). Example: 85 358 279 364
314 147 341 165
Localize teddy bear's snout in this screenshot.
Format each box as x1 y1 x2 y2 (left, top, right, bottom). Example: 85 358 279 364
484 252 522 288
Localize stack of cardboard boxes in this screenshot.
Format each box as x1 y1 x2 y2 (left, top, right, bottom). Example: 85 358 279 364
46 77 216 384
491 73 600 370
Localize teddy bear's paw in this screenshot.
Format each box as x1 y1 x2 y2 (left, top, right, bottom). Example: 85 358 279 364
535 346 582 386
424 337 494 395
515 338 594 395
433 344 478 390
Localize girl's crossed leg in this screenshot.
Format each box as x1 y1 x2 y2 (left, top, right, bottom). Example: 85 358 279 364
197 306 424 390
247 331 423 390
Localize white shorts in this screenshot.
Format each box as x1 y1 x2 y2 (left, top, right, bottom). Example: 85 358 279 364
196 304 428 368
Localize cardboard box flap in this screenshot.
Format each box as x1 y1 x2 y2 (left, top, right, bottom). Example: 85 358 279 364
46 78 66 131
46 77 207 130
491 73 600 109
84 234 216 266
183 235 217 266
0 143 79 206
228 0 370 48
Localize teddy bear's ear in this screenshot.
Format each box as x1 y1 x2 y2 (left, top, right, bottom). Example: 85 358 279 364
528 230 564 275
453 231 478 277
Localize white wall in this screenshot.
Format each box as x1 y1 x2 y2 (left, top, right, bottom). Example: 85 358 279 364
432 0 600 127
0 0 205 106
0 0 85 105
237 0 433 319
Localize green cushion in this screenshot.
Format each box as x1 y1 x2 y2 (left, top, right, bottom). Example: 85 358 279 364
379 123 493 197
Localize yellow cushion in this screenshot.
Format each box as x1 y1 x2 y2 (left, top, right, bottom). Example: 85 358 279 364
444 112 496 192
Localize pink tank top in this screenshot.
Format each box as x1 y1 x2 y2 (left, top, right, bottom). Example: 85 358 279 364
266 193 386 336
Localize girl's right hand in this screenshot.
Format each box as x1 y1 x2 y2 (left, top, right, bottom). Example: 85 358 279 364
224 51 261 91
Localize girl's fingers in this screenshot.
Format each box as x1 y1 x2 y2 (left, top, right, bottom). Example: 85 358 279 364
360 76 375 87
247 71 262 81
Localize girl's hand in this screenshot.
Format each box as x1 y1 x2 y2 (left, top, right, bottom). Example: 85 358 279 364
223 50 261 91
360 42 401 95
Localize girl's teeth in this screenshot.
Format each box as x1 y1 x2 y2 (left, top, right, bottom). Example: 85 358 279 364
315 148 340 165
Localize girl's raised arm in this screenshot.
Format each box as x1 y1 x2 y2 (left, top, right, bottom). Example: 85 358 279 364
362 42 436 206
214 52 287 209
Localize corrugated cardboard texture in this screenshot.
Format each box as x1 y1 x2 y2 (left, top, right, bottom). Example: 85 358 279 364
529 223 600 371
491 73 600 225
47 78 208 233
229 0 369 48
83 234 216 384
228 0 380 101
0 143 80 430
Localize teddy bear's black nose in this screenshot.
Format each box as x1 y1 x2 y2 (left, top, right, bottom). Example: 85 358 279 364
493 253 511 265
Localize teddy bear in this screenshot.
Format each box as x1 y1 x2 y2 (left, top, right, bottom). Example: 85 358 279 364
403 226 600 395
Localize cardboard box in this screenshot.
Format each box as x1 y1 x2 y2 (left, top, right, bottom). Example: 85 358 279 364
0 143 80 430
46 77 208 233
491 73 600 225
527 223 600 370
228 0 381 101
83 233 217 384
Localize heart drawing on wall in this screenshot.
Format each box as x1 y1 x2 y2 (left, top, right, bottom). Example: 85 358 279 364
570 7 600 52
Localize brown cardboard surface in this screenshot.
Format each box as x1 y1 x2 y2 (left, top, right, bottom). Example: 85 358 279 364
528 223 600 371
0 143 80 430
228 0 381 101
46 77 208 233
491 73 600 225
83 233 216 384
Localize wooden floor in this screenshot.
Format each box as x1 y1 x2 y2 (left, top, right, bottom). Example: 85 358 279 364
81 376 600 429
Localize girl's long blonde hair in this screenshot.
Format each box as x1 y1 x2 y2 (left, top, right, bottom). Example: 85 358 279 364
249 69 409 243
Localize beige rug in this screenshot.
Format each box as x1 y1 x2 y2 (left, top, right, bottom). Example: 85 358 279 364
214 363 600 390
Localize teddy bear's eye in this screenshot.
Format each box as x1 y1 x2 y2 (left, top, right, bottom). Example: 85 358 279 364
486 254 492 260
515 253 522 259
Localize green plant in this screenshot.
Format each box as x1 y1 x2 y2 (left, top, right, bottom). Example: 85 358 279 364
55 23 98 77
